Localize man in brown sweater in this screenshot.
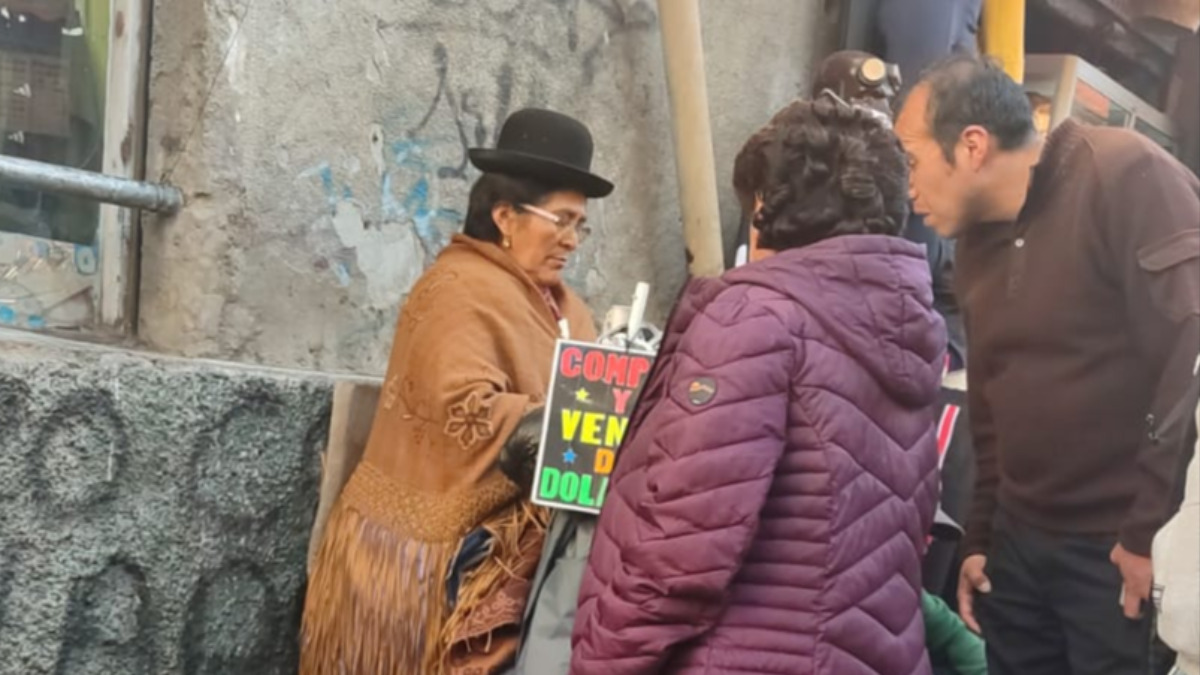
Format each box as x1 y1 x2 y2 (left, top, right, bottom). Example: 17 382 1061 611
896 54 1200 675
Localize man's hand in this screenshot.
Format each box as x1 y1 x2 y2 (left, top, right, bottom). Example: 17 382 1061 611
1110 544 1153 620
957 554 992 634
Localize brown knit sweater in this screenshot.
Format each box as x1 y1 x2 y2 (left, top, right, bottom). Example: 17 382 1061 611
958 120 1200 557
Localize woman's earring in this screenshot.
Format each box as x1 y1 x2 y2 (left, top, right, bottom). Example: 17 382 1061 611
503 236 512 249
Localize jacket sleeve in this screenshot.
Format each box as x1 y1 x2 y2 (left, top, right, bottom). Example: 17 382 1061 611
1100 149 1200 556
922 591 989 675
1153 444 1200 663
571 302 795 675
961 306 1000 558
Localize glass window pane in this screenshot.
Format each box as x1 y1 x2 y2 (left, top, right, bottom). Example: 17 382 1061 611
1070 80 1131 129
0 231 96 329
0 0 105 332
0 0 108 245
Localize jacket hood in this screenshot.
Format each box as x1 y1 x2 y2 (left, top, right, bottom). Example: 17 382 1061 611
726 235 946 407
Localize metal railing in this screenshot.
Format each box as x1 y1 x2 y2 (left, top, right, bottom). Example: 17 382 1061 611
0 154 183 213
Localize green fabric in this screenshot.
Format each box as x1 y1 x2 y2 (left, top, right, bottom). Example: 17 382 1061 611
923 591 989 675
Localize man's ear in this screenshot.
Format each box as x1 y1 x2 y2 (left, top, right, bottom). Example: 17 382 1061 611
960 125 992 171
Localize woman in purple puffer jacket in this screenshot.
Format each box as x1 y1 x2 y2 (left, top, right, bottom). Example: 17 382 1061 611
571 97 946 675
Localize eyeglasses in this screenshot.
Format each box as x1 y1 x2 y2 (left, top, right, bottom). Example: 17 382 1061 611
519 203 592 243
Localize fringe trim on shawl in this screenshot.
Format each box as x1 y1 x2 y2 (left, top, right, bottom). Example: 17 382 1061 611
300 497 549 675
301 500 457 674
442 500 548 652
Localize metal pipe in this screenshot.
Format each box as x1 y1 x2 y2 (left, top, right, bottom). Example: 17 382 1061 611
656 0 725 278
0 154 182 213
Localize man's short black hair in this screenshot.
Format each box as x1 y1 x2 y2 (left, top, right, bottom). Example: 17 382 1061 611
917 53 1036 163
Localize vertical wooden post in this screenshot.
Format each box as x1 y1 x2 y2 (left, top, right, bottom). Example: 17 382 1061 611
655 0 725 278
98 0 153 331
308 381 381 572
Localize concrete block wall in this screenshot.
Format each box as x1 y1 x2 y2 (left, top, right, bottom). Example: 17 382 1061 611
0 330 353 675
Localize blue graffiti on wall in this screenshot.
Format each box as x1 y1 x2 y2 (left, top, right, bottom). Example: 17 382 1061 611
390 139 464 254
307 136 464 265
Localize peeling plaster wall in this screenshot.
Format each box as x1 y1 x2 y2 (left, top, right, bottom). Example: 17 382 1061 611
141 0 836 375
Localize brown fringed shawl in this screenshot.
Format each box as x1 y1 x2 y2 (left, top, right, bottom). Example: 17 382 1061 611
301 235 596 675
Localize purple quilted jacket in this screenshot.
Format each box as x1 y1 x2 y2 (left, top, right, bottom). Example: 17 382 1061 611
572 235 945 675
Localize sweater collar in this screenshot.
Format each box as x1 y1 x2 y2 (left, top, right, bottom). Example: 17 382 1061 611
1023 119 1087 217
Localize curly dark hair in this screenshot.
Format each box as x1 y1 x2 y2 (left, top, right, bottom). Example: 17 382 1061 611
732 97 909 251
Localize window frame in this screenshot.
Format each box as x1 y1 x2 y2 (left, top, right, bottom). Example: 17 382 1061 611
0 0 150 337
96 0 151 333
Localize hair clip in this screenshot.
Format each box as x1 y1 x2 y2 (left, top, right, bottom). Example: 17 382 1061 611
817 89 893 129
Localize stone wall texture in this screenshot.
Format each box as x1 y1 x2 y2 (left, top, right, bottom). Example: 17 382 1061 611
139 0 836 375
0 330 350 675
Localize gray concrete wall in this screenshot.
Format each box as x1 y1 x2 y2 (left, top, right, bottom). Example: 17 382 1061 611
0 329 352 675
140 0 836 375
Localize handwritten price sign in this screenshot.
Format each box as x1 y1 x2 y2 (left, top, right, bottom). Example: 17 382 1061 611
531 340 655 514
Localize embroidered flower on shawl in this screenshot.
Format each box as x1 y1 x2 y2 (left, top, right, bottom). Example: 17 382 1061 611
444 392 494 450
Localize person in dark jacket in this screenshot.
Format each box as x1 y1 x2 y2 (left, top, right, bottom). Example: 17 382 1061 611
897 54 1200 675
877 0 983 93
572 97 946 675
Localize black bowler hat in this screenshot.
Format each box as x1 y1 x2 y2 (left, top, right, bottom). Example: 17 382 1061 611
469 108 614 198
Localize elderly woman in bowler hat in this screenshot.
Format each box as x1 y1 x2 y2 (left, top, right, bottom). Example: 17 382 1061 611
301 109 611 675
